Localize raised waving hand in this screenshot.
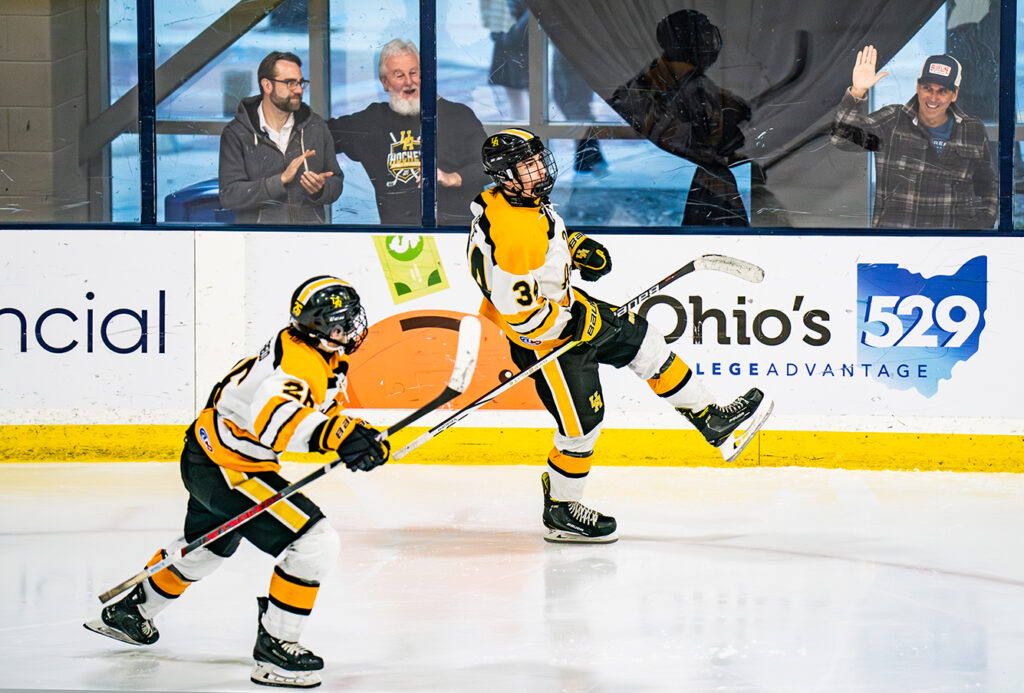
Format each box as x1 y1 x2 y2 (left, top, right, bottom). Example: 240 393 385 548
850 45 889 99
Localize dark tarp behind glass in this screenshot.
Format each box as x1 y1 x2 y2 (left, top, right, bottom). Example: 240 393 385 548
525 0 951 226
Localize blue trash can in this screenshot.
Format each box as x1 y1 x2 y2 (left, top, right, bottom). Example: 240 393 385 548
164 179 236 223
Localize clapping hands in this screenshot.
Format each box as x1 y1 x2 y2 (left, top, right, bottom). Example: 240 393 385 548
281 149 334 195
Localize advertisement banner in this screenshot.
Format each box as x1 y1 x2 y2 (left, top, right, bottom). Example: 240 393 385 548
2 229 1019 439
0 230 195 424
234 232 1023 436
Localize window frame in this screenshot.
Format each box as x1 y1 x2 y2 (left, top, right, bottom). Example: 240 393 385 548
0 0 1018 234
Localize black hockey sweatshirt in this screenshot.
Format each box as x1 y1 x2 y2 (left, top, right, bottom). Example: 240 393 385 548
327 98 490 226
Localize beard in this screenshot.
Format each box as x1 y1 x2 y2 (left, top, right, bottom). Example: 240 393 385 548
270 91 301 113
388 91 420 116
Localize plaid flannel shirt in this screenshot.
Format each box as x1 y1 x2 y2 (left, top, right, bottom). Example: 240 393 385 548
830 88 997 229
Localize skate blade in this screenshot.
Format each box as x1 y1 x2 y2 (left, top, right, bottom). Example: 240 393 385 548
718 396 774 463
83 619 147 646
544 529 619 544
251 661 322 688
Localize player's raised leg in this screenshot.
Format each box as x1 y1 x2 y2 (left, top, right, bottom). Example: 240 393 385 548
680 387 773 462
629 324 773 462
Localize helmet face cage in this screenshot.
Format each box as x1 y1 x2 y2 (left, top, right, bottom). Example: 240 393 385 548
482 130 558 199
289 277 369 354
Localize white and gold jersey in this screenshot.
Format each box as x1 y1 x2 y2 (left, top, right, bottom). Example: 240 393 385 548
467 187 576 350
194 328 348 473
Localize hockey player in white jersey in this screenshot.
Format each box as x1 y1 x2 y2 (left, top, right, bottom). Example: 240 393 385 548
467 129 773 544
84 276 391 688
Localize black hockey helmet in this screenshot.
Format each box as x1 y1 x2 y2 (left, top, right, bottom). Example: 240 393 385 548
289 276 368 354
656 9 722 70
482 128 557 202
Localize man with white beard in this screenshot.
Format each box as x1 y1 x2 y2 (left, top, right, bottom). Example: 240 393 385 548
328 39 489 226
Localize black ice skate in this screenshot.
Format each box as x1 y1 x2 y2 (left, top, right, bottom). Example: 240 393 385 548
680 388 774 462
82 582 159 646
251 596 324 689
542 472 618 544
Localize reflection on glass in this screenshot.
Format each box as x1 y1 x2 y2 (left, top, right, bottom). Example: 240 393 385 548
435 0 529 122
609 10 772 227
546 139 700 227
481 0 529 121
549 47 607 174
472 1 1011 230
4 0 1013 229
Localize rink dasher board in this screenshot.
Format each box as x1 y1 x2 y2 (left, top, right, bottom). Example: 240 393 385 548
1 423 1021 472
0 230 1020 471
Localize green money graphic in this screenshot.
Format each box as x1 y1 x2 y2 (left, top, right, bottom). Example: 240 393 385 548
373 234 450 304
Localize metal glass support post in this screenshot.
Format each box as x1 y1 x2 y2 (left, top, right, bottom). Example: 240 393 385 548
997 0 1016 230
137 0 156 224
420 0 437 227
308 0 331 222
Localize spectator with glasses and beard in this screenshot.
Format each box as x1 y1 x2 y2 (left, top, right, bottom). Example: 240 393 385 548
219 51 343 224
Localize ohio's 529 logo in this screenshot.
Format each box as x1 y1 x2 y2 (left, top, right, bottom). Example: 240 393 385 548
856 256 986 397
860 293 981 348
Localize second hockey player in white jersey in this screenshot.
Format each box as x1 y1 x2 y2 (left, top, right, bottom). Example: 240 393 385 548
467 128 773 544
84 276 391 688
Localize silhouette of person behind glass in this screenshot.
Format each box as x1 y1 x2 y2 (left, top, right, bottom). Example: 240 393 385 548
610 9 751 226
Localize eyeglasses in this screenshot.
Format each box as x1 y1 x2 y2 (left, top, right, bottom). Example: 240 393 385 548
268 78 310 90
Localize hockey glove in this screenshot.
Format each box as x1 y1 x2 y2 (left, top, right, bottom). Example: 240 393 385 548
340 424 391 472
315 415 391 471
569 291 619 349
567 232 612 281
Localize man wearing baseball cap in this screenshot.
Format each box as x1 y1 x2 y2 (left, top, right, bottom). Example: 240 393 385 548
830 45 996 229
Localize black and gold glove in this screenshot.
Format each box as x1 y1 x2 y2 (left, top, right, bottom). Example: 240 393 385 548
314 416 391 471
568 231 612 281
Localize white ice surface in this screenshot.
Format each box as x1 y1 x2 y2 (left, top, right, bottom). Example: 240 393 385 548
1 462 1022 692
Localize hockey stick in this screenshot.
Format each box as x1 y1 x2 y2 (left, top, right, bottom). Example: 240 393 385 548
97 316 482 605
618 253 763 315
390 253 765 462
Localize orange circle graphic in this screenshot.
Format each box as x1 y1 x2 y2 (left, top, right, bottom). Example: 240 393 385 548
345 310 543 411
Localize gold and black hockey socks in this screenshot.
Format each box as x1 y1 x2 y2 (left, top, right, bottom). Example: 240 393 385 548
265 566 320 642
546 447 592 501
647 353 714 411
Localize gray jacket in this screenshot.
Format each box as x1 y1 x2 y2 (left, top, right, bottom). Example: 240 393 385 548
219 95 343 224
